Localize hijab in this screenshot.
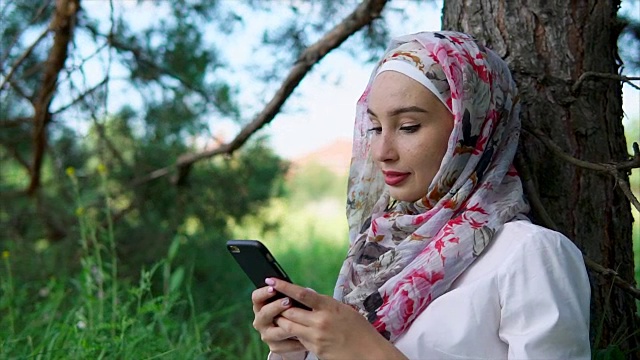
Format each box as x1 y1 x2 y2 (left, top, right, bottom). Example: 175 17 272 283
334 31 529 341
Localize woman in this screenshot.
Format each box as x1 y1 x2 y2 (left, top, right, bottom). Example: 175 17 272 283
252 31 591 360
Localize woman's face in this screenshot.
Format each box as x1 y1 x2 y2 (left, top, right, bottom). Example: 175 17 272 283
367 71 454 202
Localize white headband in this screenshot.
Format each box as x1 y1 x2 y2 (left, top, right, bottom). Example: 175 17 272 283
376 60 451 113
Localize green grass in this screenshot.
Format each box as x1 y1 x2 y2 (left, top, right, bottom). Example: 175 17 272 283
0 164 347 359
0 167 219 359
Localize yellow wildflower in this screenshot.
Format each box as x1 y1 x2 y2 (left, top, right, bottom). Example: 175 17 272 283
66 167 76 177
75 207 85 216
97 163 107 175
2 250 9 259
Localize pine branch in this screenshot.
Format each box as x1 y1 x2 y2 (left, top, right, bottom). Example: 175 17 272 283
523 125 640 212
0 116 32 128
571 71 640 93
128 0 389 187
5 145 31 173
26 0 80 196
81 81 133 172
0 0 52 66
84 24 213 104
51 77 108 115
0 28 50 91
1 74 32 101
616 172 640 212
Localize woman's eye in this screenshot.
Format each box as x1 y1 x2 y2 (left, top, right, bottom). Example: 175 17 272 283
367 126 382 135
400 124 421 133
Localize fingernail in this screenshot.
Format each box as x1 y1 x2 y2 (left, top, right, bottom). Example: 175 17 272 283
265 278 275 286
306 287 317 293
281 298 290 306
267 286 274 293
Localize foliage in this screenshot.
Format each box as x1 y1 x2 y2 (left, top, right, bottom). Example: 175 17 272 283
618 3 640 72
0 0 401 270
0 157 347 359
0 1 398 357
2 167 212 358
287 162 348 203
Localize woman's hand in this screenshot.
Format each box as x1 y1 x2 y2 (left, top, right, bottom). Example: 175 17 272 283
267 278 408 360
251 284 307 355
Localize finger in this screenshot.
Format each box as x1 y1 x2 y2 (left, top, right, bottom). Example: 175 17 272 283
280 307 315 327
253 296 294 330
269 278 324 309
274 315 315 343
252 286 277 313
261 321 300 342
268 338 307 355
252 286 277 305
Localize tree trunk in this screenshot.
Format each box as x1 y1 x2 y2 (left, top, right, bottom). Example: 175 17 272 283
443 0 638 352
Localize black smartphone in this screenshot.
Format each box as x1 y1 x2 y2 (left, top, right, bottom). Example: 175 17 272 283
226 240 311 310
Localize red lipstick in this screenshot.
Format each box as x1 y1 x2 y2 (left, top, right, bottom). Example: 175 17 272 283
383 171 410 186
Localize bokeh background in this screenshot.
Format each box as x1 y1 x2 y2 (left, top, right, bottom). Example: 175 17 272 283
1 0 638 358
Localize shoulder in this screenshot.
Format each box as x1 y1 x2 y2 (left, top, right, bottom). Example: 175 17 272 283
468 220 584 277
493 221 591 358
498 220 571 244
489 220 590 303
493 220 585 266
492 220 590 306
451 220 585 288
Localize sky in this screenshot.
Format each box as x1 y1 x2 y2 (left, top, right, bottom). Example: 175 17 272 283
79 0 639 160
263 4 443 158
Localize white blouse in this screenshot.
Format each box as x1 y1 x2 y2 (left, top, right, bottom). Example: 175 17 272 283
269 220 591 360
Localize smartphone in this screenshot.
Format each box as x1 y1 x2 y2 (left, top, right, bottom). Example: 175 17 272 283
226 240 311 310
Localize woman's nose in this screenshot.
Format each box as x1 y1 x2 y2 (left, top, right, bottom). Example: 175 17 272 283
372 132 398 163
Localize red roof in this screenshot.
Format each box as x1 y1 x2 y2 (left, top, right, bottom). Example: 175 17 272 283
290 138 352 175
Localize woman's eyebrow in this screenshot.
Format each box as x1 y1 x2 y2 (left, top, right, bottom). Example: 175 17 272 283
367 106 428 118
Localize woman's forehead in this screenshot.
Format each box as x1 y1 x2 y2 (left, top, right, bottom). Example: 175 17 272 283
368 72 441 108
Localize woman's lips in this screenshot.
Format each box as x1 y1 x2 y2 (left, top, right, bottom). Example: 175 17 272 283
383 171 410 186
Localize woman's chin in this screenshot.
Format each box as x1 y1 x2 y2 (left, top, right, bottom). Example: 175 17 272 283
388 188 424 203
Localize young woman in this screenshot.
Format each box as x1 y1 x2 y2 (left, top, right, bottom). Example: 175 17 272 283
252 31 591 360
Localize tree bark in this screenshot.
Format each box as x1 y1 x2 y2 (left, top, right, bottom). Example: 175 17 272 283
443 0 638 351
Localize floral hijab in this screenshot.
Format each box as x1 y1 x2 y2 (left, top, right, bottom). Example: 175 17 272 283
334 31 529 341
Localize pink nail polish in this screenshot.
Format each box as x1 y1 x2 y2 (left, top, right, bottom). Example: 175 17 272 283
281 298 290 306
267 286 274 293
265 278 275 286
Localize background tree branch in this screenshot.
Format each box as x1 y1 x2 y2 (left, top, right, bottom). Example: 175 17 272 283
1 71 33 101
27 0 80 196
571 71 640 93
0 27 50 91
0 0 52 66
523 123 640 212
129 0 389 188
51 77 108 115
83 24 213 104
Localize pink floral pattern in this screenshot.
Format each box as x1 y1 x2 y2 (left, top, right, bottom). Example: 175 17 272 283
333 31 529 342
